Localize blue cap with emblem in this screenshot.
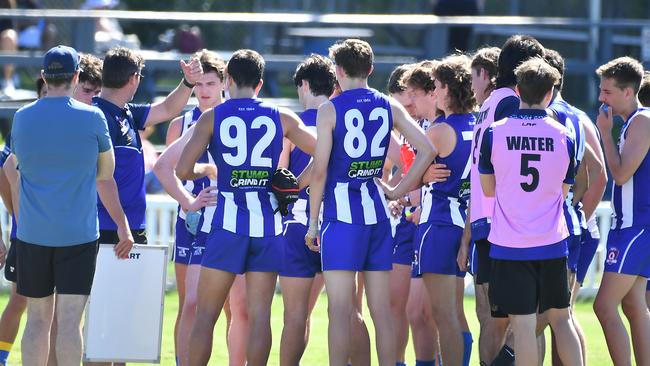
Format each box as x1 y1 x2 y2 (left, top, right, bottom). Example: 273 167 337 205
43 45 80 78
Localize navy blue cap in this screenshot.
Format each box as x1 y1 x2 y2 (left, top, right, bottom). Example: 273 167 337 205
43 45 79 78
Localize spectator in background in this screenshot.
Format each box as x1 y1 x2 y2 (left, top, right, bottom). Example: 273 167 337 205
431 0 481 53
0 0 17 96
82 0 141 53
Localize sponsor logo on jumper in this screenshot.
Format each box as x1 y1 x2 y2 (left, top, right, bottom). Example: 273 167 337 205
606 247 619 265
348 160 383 179
230 170 270 188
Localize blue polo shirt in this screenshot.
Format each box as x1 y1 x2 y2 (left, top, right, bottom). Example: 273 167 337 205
92 97 151 231
11 96 112 246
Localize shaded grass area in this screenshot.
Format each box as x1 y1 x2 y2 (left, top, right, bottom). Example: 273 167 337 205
0 288 625 365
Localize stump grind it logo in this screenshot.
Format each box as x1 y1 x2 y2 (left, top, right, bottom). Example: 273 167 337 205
606 247 619 265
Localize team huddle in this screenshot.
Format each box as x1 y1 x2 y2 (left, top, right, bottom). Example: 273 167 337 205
2 32 650 366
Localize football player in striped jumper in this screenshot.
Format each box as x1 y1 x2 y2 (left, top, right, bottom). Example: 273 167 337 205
178 49 317 366
544 48 607 366
594 56 650 366
277 54 334 366
410 55 475 366
466 35 545 366
305 39 435 366
155 49 251 366
388 62 442 366
479 57 582 366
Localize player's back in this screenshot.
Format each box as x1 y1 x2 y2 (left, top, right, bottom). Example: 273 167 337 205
612 108 650 230
485 110 573 249
324 88 393 225
209 97 284 237
469 87 518 227
286 108 317 225
420 113 474 228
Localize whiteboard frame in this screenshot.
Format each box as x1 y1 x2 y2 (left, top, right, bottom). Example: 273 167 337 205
83 243 168 363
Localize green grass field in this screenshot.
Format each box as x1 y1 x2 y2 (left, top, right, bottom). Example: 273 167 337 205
0 287 627 365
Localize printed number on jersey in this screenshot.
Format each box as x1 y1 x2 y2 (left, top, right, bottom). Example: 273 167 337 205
343 107 389 158
221 115 275 167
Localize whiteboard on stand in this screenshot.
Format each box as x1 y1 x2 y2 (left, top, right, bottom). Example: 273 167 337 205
83 244 168 363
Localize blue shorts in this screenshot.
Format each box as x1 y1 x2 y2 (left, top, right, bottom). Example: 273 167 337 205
470 218 490 241
576 231 599 284
415 222 465 277
174 217 193 265
567 234 582 274
202 227 285 274
604 227 650 277
189 231 208 265
393 220 416 266
280 221 321 278
468 240 477 277
320 220 393 272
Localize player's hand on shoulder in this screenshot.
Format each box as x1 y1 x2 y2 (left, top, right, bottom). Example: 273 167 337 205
114 227 135 259
422 163 451 184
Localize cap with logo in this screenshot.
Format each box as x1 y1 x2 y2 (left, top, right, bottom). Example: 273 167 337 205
43 45 80 78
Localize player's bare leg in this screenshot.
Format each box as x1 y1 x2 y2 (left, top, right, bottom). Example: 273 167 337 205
390 263 412 363
423 273 463 365
545 307 582 366
594 272 650 365
174 262 188 361
407 278 439 363
279 276 315 366
365 270 397 366
245 272 277 366
621 277 650 366
323 270 357 366
228 275 249 366
177 264 201 366
188 267 236 366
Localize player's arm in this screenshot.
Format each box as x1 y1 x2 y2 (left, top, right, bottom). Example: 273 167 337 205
154 126 217 212
580 119 607 220
144 59 202 128
96 149 134 258
383 97 436 199
386 131 403 172
597 108 650 185
177 109 215 181
278 138 292 169
3 154 18 220
563 133 578 199
305 101 335 250
165 116 183 145
478 127 496 197
457 202 472 271
571 149 589 203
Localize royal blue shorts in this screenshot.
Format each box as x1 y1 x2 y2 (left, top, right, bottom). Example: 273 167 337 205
174 217 193 265
202 227 285 274
320 220 393 272
415 222 465 277
189 231 207 265
576 231 599 284
468 240 477 277
280 221 321 278
567 234 582 274
604 227 650 277
393 220 416 266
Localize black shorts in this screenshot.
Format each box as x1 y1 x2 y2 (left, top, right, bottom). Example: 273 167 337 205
16 239 99 298
474 238 492 285
4 238 17 283
489 257 570 315
99 229 148 245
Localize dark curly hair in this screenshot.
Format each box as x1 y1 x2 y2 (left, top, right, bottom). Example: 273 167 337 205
293 54 336 97
433 55 476 114
387 63 414 94
639 71 650 107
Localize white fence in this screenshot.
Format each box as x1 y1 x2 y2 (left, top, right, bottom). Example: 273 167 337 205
0 196 615 299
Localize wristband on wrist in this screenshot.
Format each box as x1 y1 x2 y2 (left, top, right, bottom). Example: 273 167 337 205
182 77 195 88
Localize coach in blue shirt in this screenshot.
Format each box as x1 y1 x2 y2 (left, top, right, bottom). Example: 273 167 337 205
10 45 133 366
